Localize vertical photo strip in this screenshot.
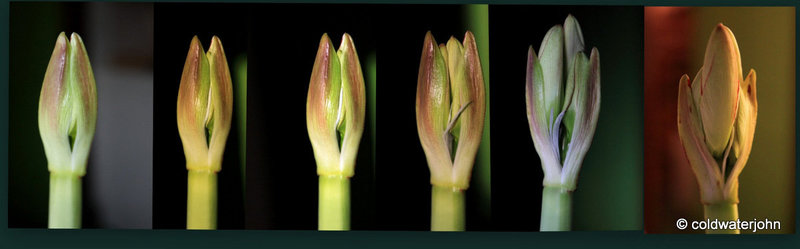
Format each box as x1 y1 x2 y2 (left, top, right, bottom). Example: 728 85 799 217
644 6 795 234
9 2 154 229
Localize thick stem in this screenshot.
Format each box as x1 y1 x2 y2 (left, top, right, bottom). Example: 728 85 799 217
704 202 739 234
540 186 572 231
431 186 465 231
48 172 81 229
187 170 217 230
318 175 350 230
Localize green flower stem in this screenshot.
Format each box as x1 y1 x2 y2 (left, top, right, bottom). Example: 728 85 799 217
540 186 572 231
48 172 81 229
318 175 350 231
704 202 740 234
431 186 465 231
187 170 217 230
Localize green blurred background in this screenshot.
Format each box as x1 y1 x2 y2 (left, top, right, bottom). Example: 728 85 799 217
490 6 643 231
644 7 795 234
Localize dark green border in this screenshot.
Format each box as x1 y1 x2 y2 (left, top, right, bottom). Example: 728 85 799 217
2 0 798 248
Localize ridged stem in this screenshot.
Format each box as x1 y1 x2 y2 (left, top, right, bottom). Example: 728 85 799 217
187 170 217 230
540 186 572 231
704 202 739 234
431 186 465 231
318 175 350 230
48 172 81 229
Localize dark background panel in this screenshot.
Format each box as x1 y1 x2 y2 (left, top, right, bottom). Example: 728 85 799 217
153 3 247 229
373 4 476 231
245 4 376 230
490 5 644 231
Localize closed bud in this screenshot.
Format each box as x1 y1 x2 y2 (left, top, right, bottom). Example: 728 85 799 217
677 23 757 204
177 36 233 172
38 32 97 175
307 33 366 177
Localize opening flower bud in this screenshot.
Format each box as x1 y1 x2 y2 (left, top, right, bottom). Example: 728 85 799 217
677 23 757 206
416 31 485 189
306 33 366 177
526 15 600 190
38 32 97 176
177 36 233 172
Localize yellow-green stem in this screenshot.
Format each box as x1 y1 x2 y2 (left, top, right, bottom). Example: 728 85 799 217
318 175 350 230
48 172 81 229
431 186 465 231
704 202 739 234
187 170 217 230
540 186 572 231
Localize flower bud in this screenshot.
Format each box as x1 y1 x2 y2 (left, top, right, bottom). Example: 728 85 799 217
38 32 97 175
692 23 742 156
677 23 757 203
526 15 600 190
177 36 233 172
416 31 485 189
307 33 366 177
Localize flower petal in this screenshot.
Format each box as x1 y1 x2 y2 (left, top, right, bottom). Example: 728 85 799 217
563 14 585 74
678 72 726 204
206 35 234 172
724 69 757 200
451 31 485 188
39 32 72 172
526 45 561 185
560 48 600 190
64 33 97 174
307 33 342 174
336 33 366 177
695 23 742 157
416 31 452 186
178 36 212 169
538 25 565 122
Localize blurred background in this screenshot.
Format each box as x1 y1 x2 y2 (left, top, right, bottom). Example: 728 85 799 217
643 7 795 234
9 2 154 228
489 5 643 231
152 3 248 229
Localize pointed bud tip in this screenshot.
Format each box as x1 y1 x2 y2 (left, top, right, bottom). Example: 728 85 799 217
340 33 356 51
341 33 353 42
681 74 691 87
69 32 82 42
211 35 222 45
463 30 476 45
708 23 736 47
55 32 68 48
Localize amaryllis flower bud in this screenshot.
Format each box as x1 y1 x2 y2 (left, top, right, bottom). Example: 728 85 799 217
677 23 757 207
692 23 743 157
416 31 485 190
39 32 97 175
526 15 600 232
306 33 366 177
526 15 600 190
177 36 233 172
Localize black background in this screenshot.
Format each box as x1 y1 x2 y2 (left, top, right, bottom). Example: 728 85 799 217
153 3 247 229
247 4 494 231
245 4 377 230
371 5 482 231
